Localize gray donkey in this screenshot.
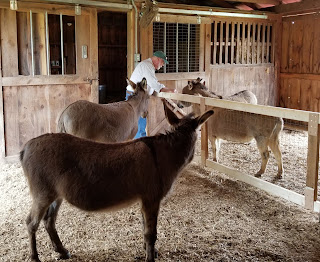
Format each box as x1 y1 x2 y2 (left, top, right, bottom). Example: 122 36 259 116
20 100 214 262
178 78 283 178
57 78 150 143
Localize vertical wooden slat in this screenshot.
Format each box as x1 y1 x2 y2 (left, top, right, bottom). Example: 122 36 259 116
200 97 208 167
231 21 235 65
262 23 266 63
127 10 134 77
271 23 275 64
242 22 246 64
225 21 229 64
247 22 251 64
219 21 223 64
274 16 282 107
266 23 271 63
281 21 289 72
252 22 256 64
236 22 240 64
33 13 47 75
306 113 319 208
213 21 217 65
1 9 19 76
257 23 261 64
205 24 211 86
89 8 99 103
0 26 4 158
313 15 320 74
76 14 90 77
199 23 205 71
301 17 313 74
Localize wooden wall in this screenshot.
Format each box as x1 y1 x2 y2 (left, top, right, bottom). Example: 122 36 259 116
210 64 276 106
3 84 91 156
279 12 320 111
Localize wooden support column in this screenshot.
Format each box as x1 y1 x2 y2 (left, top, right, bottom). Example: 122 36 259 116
204 23 211 88
200 97 208 167
127 9 135 77
305 113 319 210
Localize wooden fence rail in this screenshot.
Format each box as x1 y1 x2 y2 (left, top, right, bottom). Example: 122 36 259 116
158 92 320 213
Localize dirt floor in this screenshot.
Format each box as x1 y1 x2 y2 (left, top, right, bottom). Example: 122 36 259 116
1 130 320 262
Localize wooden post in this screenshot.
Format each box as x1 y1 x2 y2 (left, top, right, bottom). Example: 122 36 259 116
305 113 319 210
200 97 208 167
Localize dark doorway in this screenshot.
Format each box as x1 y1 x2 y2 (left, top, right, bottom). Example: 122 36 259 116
98 11 127 104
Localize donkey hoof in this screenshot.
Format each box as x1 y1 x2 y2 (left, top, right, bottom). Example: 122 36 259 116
56 251 71 260
30 256 41 262
254 173 262 178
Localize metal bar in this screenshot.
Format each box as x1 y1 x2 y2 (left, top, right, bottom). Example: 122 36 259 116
60 14 64 75
30 10 35 76
45 12 50 75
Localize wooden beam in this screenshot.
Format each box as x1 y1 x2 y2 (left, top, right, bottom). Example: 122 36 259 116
227 0 280 4
273 0 320 14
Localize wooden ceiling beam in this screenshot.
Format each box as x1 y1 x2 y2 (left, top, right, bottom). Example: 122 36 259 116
272 0 320 14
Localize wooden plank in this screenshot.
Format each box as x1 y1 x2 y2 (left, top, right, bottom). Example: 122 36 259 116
2 75 88 86
76 14 90 77
280 73 320 81
17 12 32 76
158 14 211 24
225 21 229 64
281 21 289 73
200 97 208 167
257 23 261 64
0 83 4 159
205 24 211 85
301 17 313 74
289 19 303 73
241 22 246 64
156 72 205 81
230 21 235 65
313 15 320 74
252 22 256 64
300 79 312 111
33 13 47 75
158 92 313 122
219 21 223 64
127 10 134 77
311 81 320 112
89 8 99 103
273 16 281 106
1 9 18 76
306 113 319 201
236 22 240 64
206 159 306 207
213 21 217 65
199 24 205 72
247 22 251 64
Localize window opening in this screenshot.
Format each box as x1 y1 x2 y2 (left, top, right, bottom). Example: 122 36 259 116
211 21 273 65
153 22 200 73
17 11 76 76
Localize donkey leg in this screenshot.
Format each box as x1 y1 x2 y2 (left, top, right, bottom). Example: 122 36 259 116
141 200 160 262
254 137 270 177
43 199 71 260
269 138 284 178
26 201 51 262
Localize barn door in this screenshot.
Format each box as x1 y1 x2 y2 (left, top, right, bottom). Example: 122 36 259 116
0 6 98 160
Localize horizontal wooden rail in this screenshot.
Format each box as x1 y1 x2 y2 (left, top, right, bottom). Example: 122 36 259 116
158 92 318 123
160 93 320 214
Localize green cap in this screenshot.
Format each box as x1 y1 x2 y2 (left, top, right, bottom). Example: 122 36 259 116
153 51 169 64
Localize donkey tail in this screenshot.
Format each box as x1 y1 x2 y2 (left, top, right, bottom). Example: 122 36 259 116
270 117 283 141
57 115 66 133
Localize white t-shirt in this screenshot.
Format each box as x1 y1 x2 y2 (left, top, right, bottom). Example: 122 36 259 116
126 58 165 95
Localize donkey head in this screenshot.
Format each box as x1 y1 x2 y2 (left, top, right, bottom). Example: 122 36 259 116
126 77 150 118
177 78 221 109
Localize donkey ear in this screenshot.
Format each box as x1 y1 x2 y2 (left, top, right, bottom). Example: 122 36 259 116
140 77 148 91
196 110 214 126
126 78 136 90
187 81 193 90
196 77 202 83
162 99 180 126
203 81 206 86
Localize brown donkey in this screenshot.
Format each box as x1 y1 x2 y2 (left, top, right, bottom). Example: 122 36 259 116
20 101 214 262
57 78 150 143
178 78 283 178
